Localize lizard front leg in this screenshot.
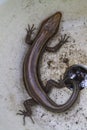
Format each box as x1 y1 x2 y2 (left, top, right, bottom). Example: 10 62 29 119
25 24 36 45
46 34 69 52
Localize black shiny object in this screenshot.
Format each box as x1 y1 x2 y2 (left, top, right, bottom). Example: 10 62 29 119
63 65 87 90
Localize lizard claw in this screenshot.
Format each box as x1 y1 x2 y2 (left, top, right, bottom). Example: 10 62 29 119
60 34 70 43
26 24 36 34
17 110 34 125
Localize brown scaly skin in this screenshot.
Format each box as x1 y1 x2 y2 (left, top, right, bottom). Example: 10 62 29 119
17 12 80 124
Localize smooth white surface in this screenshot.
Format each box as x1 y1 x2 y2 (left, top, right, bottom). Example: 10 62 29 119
0 0 87 130
0 0 7 5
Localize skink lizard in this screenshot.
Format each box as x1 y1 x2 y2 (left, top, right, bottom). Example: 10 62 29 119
18 12 80 124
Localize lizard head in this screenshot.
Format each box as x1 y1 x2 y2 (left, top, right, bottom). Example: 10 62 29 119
40 12 62 37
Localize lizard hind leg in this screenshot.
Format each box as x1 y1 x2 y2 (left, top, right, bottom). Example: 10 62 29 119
43 77 66 95
17 99 37 125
